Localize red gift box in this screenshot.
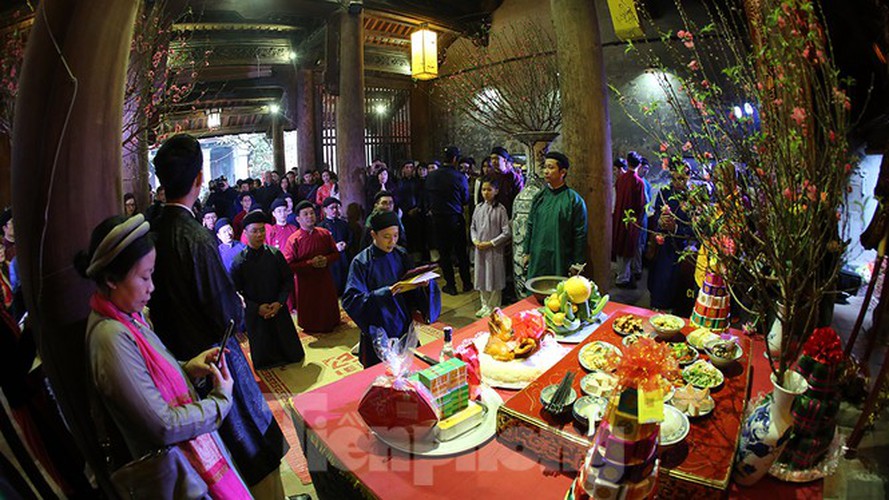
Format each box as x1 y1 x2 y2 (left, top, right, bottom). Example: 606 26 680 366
358 376 439 442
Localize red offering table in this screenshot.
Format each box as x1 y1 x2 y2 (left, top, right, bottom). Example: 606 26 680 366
496 303 751 495
290 298 823 499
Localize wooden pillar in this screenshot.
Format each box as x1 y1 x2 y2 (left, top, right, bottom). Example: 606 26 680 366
410 81 432 162
0 134 9 208
11 0 138 495
551 0 613 289
335 8 367 210
296 68 318 172
271 111 285 175
313 70 325 168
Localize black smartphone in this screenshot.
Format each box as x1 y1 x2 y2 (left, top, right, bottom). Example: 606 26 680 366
215 320 235 367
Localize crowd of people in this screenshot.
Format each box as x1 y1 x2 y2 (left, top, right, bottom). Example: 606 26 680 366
0 131 704 497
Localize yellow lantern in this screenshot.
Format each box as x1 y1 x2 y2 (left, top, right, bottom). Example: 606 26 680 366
606 0 644 41
411 27 438 80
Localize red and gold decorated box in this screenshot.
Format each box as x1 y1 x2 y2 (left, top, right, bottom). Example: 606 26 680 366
495 308 752 496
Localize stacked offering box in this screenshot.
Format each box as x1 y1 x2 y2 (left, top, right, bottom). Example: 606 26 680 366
575 387 660 500
417 358 470 418
690 273 730 333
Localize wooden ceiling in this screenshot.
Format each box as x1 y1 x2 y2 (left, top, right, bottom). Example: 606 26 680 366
158 0 500 138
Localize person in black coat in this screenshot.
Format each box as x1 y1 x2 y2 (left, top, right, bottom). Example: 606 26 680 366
424 146 472 294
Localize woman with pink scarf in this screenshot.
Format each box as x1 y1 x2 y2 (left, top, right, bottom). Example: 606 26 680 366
75 214 250 499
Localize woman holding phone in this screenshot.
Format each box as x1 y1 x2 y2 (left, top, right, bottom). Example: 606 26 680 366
75 215 249 498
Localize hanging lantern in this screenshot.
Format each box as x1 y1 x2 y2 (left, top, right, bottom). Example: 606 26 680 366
411 27 438 81
606 0 644 41
206 109 222 129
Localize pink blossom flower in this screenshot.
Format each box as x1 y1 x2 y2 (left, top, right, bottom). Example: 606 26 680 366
687 60 700 71
701 80 710 88
682 141 692 151
791 107 807 125
659 142 668 152
655 234 665 245
684 40 695 49
783 187 794 200
806 185 818 202
844 163 852 174
719 236 736 256
703 151 713 159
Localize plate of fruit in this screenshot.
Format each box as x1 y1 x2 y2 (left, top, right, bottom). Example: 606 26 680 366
539 276 610 339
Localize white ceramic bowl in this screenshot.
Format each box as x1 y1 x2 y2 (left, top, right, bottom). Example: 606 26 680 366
649 314 685 338
704 338 743 369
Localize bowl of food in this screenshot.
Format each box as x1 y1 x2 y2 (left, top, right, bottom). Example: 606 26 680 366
526 275 568 304
704 338 743 369
649 314 686 338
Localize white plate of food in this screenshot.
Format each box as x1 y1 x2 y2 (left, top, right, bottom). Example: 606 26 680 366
669 384 716 418
659 404 691 446
580 371 619 397
668 342 700 366
687 327 720 349
612 314 645 336
578 341 622 372
474 332 569 390
371 385 503 456
681 359 725 389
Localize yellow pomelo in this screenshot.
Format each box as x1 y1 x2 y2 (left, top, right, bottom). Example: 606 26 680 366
564 276 592 303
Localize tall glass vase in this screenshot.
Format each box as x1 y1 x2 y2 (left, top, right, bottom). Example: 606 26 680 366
511 131 559 298
733 370 808 486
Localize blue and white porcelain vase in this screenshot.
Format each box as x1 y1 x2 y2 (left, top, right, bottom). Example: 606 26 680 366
733 370 808 486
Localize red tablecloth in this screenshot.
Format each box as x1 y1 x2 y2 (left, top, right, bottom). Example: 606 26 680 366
291 298 823 499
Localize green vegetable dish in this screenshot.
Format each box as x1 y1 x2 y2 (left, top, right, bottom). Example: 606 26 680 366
681 360 724 389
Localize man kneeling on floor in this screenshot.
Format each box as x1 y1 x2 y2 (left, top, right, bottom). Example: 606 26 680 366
343 211 441 368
